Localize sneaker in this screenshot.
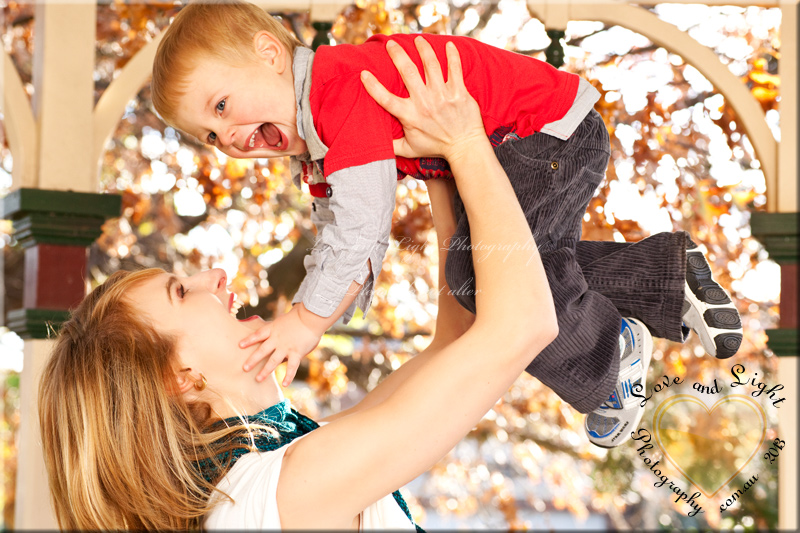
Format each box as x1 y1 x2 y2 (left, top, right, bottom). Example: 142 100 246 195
682 243 742 359
585 317 653 448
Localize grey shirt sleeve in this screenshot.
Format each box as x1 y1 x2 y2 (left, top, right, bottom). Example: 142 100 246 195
539 77 601 140
292 159 397 324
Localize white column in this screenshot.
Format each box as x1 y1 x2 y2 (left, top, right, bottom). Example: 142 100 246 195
777 3 798 530
32 1 96 192
13 340 57 530
778 0 798 214
780 0 800 213
777 358 797 531
13 2 97 529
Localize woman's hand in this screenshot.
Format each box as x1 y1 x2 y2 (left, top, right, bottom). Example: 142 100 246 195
360 37 487 164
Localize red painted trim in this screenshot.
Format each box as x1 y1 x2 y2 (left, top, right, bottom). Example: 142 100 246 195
24 244 87 310
780 263 798 329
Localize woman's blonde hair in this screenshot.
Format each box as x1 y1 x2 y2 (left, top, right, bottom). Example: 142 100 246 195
151 0 304 128
38 268 269 530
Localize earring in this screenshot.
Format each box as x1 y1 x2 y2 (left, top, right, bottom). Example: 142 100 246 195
194 373 207 391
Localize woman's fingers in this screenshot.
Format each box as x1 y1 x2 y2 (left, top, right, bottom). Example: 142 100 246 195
386 40 427 98
364 37 480 160
414 36 445 89
360 70 405 118
445 41 465 91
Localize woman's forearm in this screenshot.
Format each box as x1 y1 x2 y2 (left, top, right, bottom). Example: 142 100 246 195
427 179 475 350
446 138 556 342
321 182 471 423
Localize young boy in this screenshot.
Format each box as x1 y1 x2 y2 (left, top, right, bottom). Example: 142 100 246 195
150 0 743 447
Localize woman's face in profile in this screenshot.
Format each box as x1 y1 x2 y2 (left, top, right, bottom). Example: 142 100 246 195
126 268 264 379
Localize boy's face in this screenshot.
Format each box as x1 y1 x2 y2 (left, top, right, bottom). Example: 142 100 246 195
173 48 307 159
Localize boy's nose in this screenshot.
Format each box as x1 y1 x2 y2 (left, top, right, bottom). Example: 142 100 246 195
221 127 237 148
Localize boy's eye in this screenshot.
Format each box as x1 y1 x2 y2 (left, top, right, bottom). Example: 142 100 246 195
208 132 217 144
178 284 189 299
216 99 226 113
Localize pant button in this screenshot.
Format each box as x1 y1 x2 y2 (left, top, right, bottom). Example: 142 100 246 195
325 185 333 198
551 161 559 170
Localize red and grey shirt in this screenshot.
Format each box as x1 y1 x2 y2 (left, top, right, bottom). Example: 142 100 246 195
289 35 599 322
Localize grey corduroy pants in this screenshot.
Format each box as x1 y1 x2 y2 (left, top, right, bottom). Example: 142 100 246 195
444 109 689 413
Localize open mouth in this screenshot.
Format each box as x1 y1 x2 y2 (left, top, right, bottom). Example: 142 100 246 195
246 123 285 151
229 293 243 317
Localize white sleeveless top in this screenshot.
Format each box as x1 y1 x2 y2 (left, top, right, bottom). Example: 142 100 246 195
204 441 416 530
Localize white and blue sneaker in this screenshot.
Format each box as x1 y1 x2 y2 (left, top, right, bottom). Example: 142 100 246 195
585 317 653 448
682 243 742 359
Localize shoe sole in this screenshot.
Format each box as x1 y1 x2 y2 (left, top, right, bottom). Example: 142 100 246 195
586 317 653 448
684 250 742 359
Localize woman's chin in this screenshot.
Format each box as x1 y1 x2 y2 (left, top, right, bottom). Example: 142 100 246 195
237 315 265 330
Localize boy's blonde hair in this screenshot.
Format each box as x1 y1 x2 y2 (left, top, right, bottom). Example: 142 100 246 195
152 0 304 128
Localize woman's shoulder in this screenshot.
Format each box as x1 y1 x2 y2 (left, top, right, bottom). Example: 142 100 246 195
205 439 416 530
204 448 289 529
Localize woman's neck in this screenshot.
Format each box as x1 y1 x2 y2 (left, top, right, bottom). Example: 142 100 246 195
207 372 284 419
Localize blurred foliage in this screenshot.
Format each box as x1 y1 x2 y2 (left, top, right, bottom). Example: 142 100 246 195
0 0 785 530
0 371 20 529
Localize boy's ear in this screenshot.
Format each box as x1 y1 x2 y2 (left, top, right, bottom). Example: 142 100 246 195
253 31 288 74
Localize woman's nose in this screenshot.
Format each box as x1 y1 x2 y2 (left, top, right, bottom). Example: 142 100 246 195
210 268 227 291
190 268 227 292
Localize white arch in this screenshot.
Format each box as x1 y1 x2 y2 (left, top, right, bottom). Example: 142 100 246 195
529 1 779 211
2 50 38 189
93 2 779 208
92 32 164 186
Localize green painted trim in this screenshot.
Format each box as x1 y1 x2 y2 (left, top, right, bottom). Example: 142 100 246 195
750 212 799 236
311 22 333 51
765 328 798 357
545 29 566 68
750 212 799 264
754 235 798 264
1 188 122 220
12 213 107 248
6 308 71 340
1 188 122 247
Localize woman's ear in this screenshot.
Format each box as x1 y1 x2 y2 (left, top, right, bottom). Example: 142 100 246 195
253 30 287 74
174 367 197 395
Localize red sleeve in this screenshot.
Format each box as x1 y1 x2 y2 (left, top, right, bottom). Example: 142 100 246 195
310 73 396 177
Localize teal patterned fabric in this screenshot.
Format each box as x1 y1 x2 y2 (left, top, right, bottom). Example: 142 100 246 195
196 399 424 531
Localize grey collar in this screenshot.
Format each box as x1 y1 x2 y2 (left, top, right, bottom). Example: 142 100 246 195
289 46 329 189
292 46 314 141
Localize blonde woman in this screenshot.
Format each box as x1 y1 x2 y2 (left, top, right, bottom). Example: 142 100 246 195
38 41 557 529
